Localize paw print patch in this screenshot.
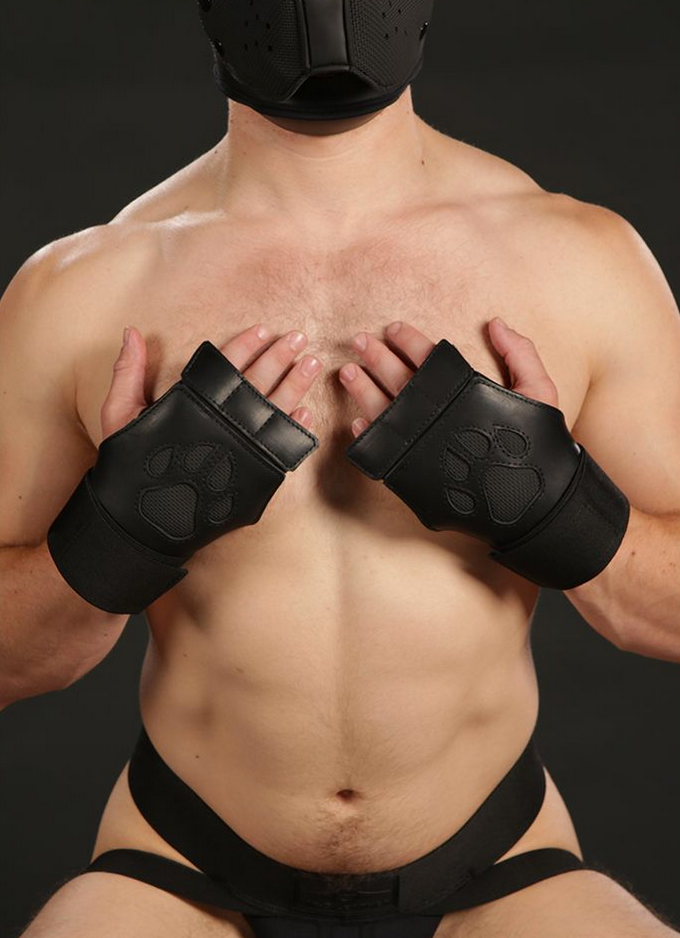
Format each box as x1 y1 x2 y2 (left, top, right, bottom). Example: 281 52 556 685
139 442 237 539
442 425 543 524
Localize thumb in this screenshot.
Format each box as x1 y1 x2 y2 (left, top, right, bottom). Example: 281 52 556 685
100 326 148 439
488 318 559 408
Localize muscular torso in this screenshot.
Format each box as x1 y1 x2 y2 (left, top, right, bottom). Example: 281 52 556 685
79 125 586 873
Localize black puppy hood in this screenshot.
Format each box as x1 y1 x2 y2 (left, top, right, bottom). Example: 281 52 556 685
196 0 435 120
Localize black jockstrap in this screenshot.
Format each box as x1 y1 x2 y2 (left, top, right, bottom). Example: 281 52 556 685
82 727 585 937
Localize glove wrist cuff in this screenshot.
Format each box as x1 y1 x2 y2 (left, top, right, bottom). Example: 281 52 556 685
490 446 630 589
47 471 188 615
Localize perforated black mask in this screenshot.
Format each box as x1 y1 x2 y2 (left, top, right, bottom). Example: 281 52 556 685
196 0 435 120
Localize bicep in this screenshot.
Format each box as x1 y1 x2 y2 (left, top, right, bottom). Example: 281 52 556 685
0 254 98 548
570 215 680 516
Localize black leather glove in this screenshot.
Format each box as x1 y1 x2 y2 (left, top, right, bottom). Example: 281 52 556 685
347 339 629 589
48 341 319 614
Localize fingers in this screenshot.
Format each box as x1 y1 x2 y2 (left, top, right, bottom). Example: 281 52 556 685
350 331 414 396
219 322 273 371
220 323 323 424
383 321 436 369
291 406 314 430
339 362 392 422
242 329 310 397
267 354 322 418
100 327 148 439
488 318 559 407
351 417 370 438
339 321 437 428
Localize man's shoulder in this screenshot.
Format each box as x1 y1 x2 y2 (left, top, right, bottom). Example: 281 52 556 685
456 142 657 313
111 145 218 226
495 182 667 327
4 144 218 327
432 132 639 263
499 185 640 266
0 223 154 435
433 133 675 377
2 151 207 330
2 223 152 339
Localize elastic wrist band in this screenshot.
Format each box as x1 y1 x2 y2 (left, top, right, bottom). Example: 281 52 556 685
47 471 188 615
490 446 630 589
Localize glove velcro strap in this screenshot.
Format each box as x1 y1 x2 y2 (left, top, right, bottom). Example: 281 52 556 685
47 471 188 615
490 446 630 590
181 342 318 472
347 339 473 479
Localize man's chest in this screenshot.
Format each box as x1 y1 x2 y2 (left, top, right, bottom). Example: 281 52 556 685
78 227 591 445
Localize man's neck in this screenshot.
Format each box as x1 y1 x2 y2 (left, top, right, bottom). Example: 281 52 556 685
211 90 436 240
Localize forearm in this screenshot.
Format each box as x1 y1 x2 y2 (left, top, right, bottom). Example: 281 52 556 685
0 541 128 707
565 506 680 661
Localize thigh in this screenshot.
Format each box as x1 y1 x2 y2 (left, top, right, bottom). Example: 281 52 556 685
19 871 256 938
434 871 679 938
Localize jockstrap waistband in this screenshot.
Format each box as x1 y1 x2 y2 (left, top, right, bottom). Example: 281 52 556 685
85 726 584 922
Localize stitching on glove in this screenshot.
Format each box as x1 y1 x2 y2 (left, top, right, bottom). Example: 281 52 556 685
84 473 189 568
374 376 470 457
215 363 317 457
176 386 284 476
135 449 239 541
492 424 532 460
352 354 472 459
436 426 545 524
101 384 180 446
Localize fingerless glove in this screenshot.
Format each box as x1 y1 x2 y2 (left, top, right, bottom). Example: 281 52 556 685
347 339 629 589
48 341 319 614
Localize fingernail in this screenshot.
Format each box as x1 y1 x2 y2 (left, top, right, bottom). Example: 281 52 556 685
289 331 306 351
340 364 357 382
122 326 131 348
301 356 321 377
257 324 271 340
495 317 510 330
386 321 402 336
352 418 369 434
353 333 368 352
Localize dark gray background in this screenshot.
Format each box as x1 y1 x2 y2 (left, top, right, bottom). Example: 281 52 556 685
1 1 679 936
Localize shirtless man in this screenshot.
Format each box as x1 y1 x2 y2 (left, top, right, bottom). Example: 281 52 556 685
2 2 680 936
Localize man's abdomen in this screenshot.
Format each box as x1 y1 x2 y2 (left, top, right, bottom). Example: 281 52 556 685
90 502 575 874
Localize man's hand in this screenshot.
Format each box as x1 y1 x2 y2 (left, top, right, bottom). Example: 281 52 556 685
102 322 322 439
339 317 558 436
341 319 629 590
47 324 323 615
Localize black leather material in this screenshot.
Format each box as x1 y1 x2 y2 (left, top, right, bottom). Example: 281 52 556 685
47 342 318 614
347 340 630 590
